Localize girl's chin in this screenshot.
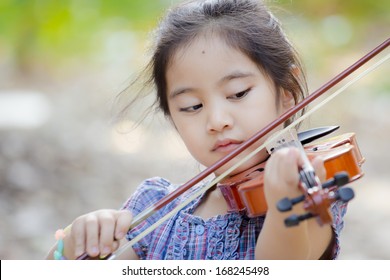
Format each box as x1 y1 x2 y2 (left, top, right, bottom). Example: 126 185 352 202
214 159 265 177
206 150 269 177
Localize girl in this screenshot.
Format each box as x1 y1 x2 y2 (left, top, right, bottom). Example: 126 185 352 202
47 0 346 260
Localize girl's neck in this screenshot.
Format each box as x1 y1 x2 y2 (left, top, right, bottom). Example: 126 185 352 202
192 185 229 220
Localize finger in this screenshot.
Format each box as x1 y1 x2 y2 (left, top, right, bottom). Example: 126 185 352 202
311 156 326 182
71 218 87 258
265 147 301 199
85 215 100 257
111 240 120 252
98 212 116 257
275 147 301 188
71 219 86 258
115 210 133 240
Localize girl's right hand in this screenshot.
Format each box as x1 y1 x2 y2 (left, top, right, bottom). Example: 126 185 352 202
69 209 132 259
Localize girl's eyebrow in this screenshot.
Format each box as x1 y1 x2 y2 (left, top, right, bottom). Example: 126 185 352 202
169 70 255 99
169 86 195 99
219 71 255 84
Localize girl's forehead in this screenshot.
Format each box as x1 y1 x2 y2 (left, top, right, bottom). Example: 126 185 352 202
165 34 277 98
168 34 270 81
170 34 246 66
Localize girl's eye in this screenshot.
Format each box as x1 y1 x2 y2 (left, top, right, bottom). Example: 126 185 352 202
179 103 203 112
229 88 251 100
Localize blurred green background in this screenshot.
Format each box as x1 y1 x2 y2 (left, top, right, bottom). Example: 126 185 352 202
0 0 389 259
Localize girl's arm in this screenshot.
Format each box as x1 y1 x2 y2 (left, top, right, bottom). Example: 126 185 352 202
46 209 139 260
256 206 332 259
255 148 332 259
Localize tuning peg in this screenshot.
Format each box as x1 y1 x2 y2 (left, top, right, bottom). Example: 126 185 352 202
284 212 314 227
335 187 354 203
277 194 305 212
322 172 350 189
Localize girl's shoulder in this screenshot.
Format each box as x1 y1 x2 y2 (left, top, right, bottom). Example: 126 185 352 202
134 176 177 196
121 177 177 213
121 176 209 220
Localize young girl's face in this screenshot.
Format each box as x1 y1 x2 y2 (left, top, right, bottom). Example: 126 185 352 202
166 35 293 175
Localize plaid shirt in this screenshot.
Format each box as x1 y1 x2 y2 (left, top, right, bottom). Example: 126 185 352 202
122 177 347 260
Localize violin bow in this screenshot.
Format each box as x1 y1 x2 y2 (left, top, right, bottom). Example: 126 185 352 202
79 38 389 260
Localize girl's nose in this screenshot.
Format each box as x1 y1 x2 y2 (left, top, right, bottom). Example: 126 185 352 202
206 106 234 133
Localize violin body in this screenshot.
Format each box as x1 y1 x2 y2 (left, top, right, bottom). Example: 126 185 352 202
217 131 364 218
305 132 364 182
218 162 267 217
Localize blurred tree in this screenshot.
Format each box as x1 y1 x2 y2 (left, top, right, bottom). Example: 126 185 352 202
0 0 388 75
0 0 173 73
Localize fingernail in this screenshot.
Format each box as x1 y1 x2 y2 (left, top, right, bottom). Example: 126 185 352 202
102 246 110 255
91 246 99 255
116 232 124 239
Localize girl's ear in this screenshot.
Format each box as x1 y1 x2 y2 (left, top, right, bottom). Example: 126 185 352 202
280 89 295 113
279 64 300 112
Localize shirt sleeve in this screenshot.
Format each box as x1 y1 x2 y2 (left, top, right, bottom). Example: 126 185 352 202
120 177 174 259
329 200 348 259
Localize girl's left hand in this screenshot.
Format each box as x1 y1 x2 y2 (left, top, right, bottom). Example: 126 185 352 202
263 147 326 215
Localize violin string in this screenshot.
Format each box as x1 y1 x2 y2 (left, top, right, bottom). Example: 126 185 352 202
110 52 389 259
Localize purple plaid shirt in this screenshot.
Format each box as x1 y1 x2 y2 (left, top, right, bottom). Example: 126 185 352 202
121 177 347 260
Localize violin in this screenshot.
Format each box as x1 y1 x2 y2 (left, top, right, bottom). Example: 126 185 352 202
77 38 388 260
217 126 364 226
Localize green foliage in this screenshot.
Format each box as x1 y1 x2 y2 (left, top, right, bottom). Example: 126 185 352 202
0 0 388 71
0 0 172 67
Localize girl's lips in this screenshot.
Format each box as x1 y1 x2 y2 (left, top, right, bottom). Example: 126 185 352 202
212 139 243 152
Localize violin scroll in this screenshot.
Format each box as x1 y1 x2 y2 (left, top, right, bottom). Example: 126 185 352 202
277 171 350 213
278 171 355 227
